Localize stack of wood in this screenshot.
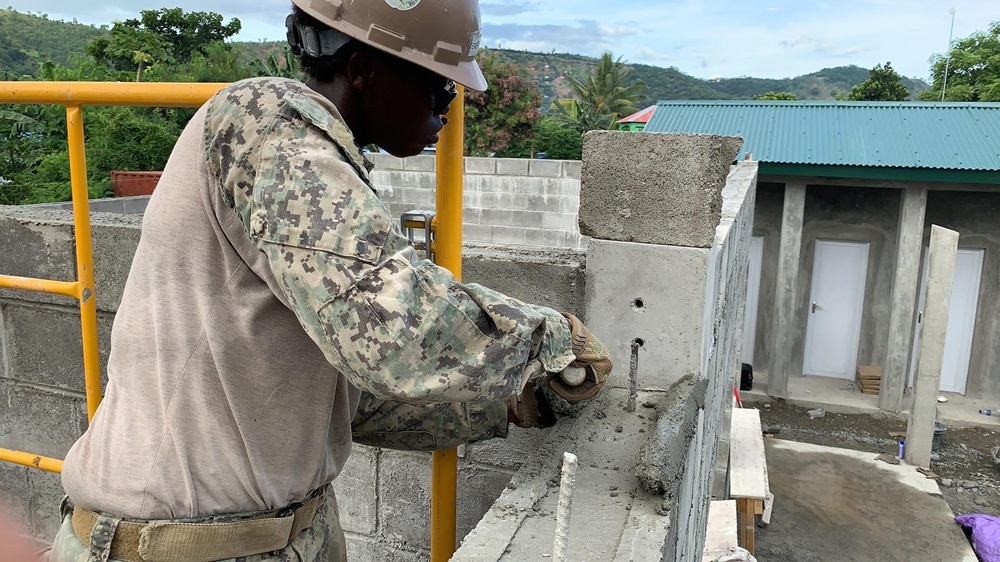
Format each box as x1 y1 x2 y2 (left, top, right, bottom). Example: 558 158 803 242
856 365 882 395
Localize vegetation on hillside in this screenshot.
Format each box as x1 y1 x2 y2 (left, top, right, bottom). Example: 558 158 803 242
0 9 106 78
920 22 1000 102
847 62 910 101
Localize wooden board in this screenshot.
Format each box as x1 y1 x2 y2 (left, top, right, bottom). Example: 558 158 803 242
857 365 882 379
702 500 738 562
729 408 769 501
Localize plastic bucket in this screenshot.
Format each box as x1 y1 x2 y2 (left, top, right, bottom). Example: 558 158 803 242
932 422 947 451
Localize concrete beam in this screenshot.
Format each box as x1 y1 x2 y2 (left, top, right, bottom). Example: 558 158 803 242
905 225 959 469
881 187 928 411
767 182 806 399
578 131 742 247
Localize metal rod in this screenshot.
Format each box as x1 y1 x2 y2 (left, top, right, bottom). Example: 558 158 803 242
0 81 225 107
429 84 465 562
0 275 79 298
66 105 103 422
0 448 63 473
941 8 956 102
552 452 579 562
627 339 641 412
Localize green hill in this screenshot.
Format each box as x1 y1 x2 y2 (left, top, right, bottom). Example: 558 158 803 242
0 9 107 77
0 9 930 103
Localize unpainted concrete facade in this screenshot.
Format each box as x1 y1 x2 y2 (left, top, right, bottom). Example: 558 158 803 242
0 132 755 561
748 179 1000 408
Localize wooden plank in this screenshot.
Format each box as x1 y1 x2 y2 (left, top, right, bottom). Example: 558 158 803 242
857 365 882 379
729 408 769 500
702 500 738 562
736 497 756 555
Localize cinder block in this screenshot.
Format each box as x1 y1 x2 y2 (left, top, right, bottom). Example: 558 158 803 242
559 195 581 214
400 187 435 207
345 535 427 562
529 160 563 178
524 194 561 213
0 211 77 309
370 153 405 170
402 155 435 172
496 159 529 176
584 239 709 391
580 131 742 247
378 450 431 548
509 211 545 229
491 226 526 246
478 209 513 227
0 380 87 460
523 228 570 249
456 465 514 541
462 250 585 313
0 462 31 525
28 468 63 538
91 223 142 313
332 446 378 536
4 304 113 393
122 196 151 215
541 213 577 231
462 224 493 243
563 160 582 179
465 157 496 175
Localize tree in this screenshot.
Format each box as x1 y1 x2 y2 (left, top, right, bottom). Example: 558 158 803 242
847 62 909 101
534 116 582 160
251 47 301 79
752 91 797 100
464 51 542 157
556 53 646 133
919 22 1000 102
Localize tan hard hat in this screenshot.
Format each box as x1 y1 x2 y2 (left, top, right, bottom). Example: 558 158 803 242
291 0 487 91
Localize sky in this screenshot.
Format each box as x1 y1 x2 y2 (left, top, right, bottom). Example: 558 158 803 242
6 0 998 81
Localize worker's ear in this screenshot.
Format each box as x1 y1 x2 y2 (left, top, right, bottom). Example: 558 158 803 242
346 48 376 93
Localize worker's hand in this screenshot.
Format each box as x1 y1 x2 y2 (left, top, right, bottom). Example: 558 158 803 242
548 313 612 404
507 380 557 429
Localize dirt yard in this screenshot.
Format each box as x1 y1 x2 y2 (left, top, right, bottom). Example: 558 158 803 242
755 400 1000 541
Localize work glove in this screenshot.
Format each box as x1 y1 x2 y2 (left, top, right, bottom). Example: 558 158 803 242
548 313 612 404
507 378 557 429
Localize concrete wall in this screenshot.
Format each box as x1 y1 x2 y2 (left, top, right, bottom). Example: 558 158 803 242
923 190 1000 402
368 154 585 249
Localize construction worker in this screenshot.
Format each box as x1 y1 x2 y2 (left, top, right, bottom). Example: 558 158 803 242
48 0 611 560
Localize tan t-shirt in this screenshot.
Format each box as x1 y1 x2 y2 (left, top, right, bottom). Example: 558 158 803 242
61 78 573 519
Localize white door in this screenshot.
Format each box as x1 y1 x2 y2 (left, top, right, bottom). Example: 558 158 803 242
909 248 984 394
742 236 764 365
804 240 870 379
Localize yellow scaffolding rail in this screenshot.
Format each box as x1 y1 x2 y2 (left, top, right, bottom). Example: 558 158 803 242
0 82 227 474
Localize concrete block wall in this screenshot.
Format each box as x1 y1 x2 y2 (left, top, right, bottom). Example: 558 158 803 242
368 154 585 250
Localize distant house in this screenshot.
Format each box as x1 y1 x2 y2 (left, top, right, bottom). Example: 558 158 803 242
616 105 656 131
645 100 1000 412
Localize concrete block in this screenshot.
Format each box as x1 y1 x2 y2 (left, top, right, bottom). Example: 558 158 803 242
545 178 579 198
0 462 31 525
456 465 514 542
467 427 547 471
491 226 526 246
0 380 87 460
332 446 377 536
523 228 571 249
524 194 562 213
462 249 585 314
509 211 545 229
91 222 141 312
28 468 63 538
478 209 513 227
4 304 113 393
0 211 77 308
345 535 427 562
465 157 496 175
462 224 493 243
541 212 577 231
122 196 151 215
585 239 709 391
579 131 742 247
402 155 435 172
563 160 582 179
370 153 405 170
378 451 431 548
529 159 563 178
399 186 435 207
497 159 529 176
559 195 581 214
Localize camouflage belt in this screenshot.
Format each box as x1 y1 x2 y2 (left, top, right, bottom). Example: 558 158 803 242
70 493 323 562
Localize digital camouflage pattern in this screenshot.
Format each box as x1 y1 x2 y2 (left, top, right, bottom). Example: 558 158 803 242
204 77 576 404
50 491 346 562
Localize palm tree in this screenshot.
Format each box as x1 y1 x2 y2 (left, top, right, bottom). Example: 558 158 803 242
557 53 647 132
250 47 300 79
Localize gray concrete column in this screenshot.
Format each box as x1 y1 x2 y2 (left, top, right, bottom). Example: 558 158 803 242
881 187 928 411
905 225 959 469
767 182 806 399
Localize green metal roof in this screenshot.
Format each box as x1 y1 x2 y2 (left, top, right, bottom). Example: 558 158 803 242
643 101 1000 172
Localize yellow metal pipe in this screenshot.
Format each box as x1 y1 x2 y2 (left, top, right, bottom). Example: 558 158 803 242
430 85 465 562
0 447 63 473
0 275 80 298
66 105 103 422
0 81 226 108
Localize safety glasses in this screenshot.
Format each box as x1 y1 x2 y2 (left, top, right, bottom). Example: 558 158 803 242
431 82 457 116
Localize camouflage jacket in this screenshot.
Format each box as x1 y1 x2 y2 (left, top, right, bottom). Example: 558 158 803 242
205 78 576 448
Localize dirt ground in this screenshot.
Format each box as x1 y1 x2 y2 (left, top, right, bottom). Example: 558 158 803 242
753 400 1000 559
